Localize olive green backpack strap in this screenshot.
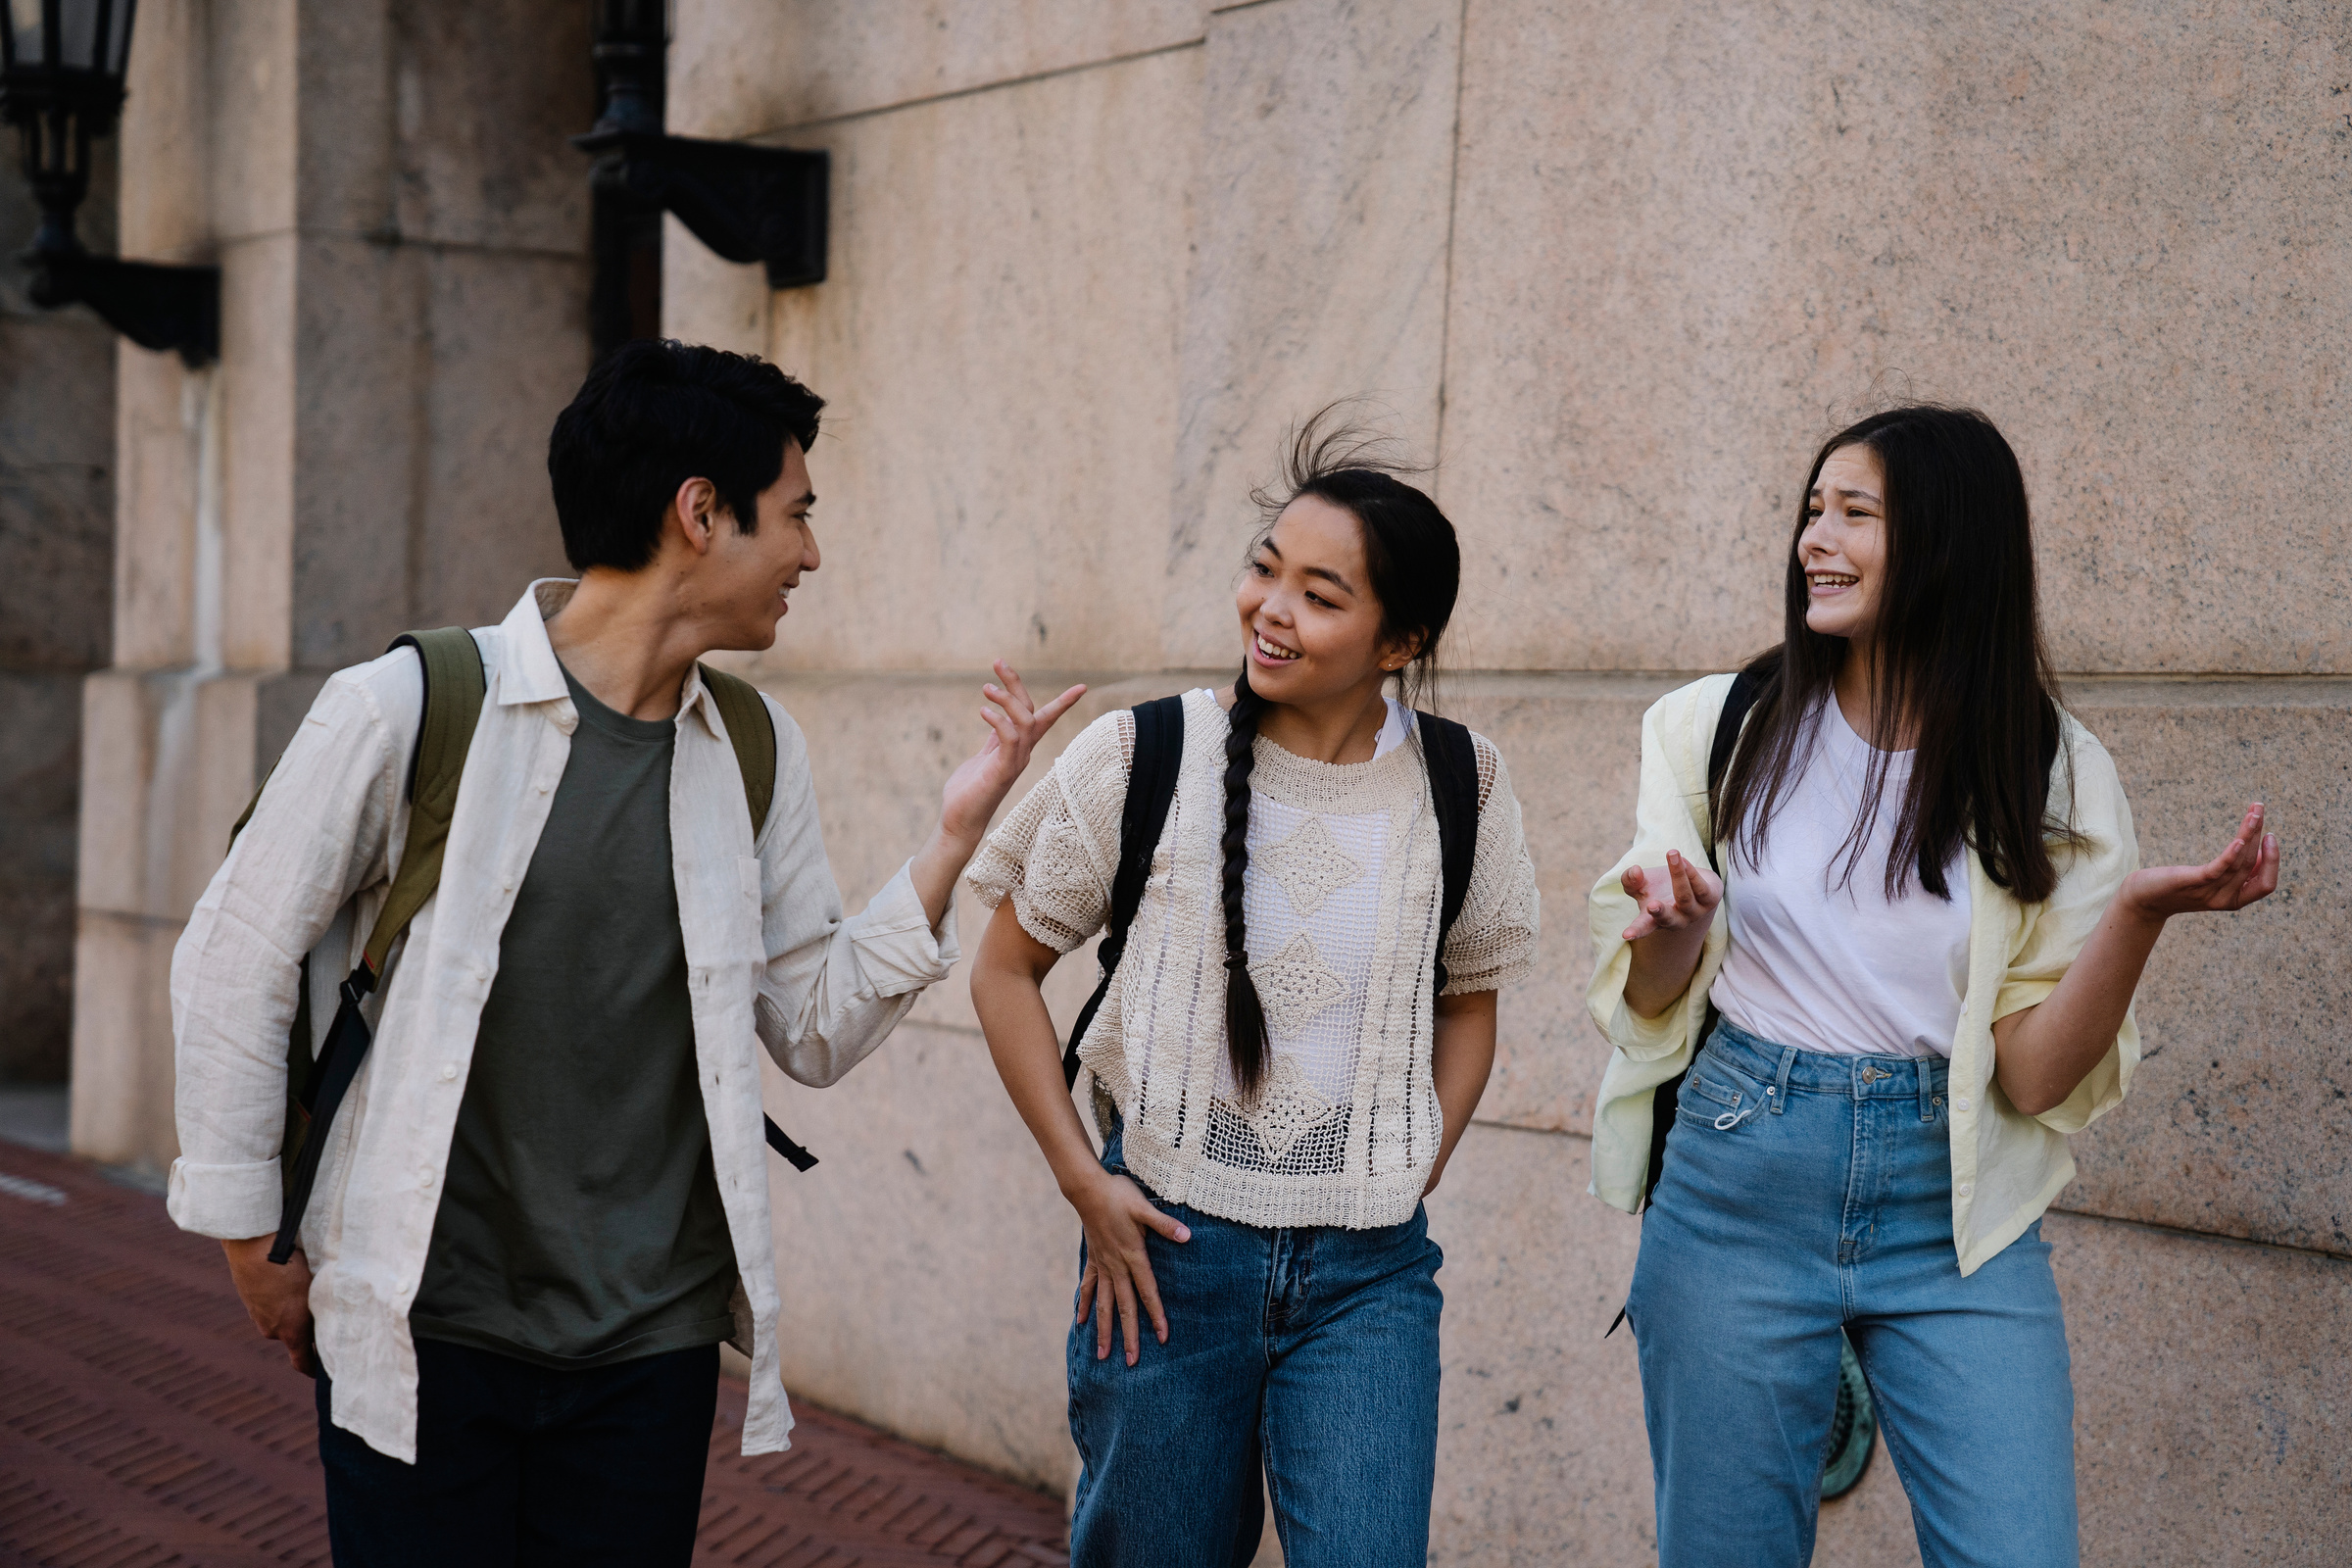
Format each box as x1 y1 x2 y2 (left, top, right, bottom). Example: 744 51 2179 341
362 628 488 974
699 664 775 836
262 626 484 1263
696 664 818 1172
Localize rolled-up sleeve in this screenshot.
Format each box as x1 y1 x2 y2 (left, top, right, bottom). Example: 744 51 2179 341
1439 737 1541 995
1993 731 2142 1134
962 708 1129 955
1586 678 1729 1062
750 702 960 1089
168 672 405 1239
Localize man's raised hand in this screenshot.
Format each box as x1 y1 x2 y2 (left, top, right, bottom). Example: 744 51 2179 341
938 662 1087 848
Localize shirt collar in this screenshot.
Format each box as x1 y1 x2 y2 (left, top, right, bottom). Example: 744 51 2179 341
494 577 728 741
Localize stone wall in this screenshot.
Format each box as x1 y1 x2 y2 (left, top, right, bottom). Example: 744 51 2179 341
70 0 592 1167
0 130 115 1085
669 2 2349 1562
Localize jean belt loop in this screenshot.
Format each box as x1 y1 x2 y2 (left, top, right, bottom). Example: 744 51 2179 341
1917 1056 1936 1122
1770 1044 1797 1114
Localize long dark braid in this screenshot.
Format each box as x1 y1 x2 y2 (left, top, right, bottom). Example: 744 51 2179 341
1220 667 1273 1101
1219 402 1463 1101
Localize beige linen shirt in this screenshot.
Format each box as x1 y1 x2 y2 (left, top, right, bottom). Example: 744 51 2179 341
168 580 958 1462
1586 673 2140 1275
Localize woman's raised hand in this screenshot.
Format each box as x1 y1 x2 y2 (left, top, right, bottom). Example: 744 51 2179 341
1621 849 1723 943
1068 1169 1190 1367
938 662 1086 849
2122 803 2281 919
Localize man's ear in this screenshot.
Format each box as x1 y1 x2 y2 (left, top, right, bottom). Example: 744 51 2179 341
671 477 722 558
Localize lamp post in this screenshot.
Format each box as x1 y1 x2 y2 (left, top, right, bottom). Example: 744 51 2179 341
572 0 826 326
2 0 219 367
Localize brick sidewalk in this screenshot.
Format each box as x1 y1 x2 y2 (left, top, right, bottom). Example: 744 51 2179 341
0 1141 1067 1568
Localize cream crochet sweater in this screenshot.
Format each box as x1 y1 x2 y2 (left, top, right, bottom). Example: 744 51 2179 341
968 689 1540 1230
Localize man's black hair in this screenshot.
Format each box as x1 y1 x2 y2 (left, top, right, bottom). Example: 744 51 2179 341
547 338 824 572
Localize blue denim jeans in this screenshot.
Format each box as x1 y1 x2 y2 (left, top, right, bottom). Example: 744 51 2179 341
1066 1127 1445 1568
1627 1020 2078 1568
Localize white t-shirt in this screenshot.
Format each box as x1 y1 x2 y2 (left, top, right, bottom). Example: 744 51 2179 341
1707 697 1971 1059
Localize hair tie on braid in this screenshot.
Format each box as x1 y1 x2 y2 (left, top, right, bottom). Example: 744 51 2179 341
1219 668 1273 1102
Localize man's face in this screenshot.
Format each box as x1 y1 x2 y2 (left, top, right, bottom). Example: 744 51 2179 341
699 439 820 652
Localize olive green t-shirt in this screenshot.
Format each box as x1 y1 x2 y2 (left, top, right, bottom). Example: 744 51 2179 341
410 664 739 1368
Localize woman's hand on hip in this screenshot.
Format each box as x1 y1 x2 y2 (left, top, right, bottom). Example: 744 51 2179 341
1067 1169 1190 1367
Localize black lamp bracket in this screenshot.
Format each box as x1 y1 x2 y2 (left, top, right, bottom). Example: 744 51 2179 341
573 128 826 290
25 245 220 368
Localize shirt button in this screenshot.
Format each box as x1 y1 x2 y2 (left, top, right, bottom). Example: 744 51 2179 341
1955 1098 1972 1113
536 783 551 796
1957 1182 1974 1198
417 1163 435 1188
439 1063 457 1082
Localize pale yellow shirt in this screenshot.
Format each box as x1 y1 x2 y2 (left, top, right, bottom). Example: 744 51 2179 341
1586 673 2140 1275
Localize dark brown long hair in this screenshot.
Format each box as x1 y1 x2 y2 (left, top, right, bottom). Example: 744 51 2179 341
1712 405 2072 905
1219 410 1461 1100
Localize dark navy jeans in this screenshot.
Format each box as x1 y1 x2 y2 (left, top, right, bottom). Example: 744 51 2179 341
1628 1020 2078 1568
316 1338 718 1567
1067 1128 1445 1567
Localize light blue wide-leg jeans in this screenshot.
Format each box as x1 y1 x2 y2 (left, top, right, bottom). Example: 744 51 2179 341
1626 1020 2079 1568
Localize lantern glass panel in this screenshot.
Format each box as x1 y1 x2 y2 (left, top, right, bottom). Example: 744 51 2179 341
59 0 104 72
106 0 133 75
7 0 42 70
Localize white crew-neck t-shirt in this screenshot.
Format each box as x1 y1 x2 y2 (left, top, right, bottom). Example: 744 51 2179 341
1707 696 1971 1058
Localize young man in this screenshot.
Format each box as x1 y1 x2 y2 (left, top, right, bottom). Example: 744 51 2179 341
166 339 1083 1564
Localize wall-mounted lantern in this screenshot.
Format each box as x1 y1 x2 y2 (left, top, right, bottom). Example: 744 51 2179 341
573 0 826 336
2 0 219 367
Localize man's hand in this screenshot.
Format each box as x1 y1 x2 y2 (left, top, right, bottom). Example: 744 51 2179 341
221 1235 318 1376
907 662 1086 930
938 662 1087 850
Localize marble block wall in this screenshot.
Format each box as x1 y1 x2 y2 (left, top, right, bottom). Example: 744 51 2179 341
52 0 2343 1562
0 127 115 1084
673 2 2350 1562
69 0 591 1167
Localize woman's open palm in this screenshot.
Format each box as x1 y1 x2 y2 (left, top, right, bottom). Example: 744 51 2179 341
2125 803 2281 918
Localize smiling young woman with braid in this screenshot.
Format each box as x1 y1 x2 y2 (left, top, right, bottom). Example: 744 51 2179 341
968 415 1540 1567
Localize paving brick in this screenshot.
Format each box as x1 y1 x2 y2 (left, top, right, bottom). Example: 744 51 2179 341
0 1139 1069 1567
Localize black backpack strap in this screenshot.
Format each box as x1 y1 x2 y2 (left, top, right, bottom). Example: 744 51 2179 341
271 628 484 1264
1063 695 1186 1089
1702 668 1762 873
1413 711 1481 994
